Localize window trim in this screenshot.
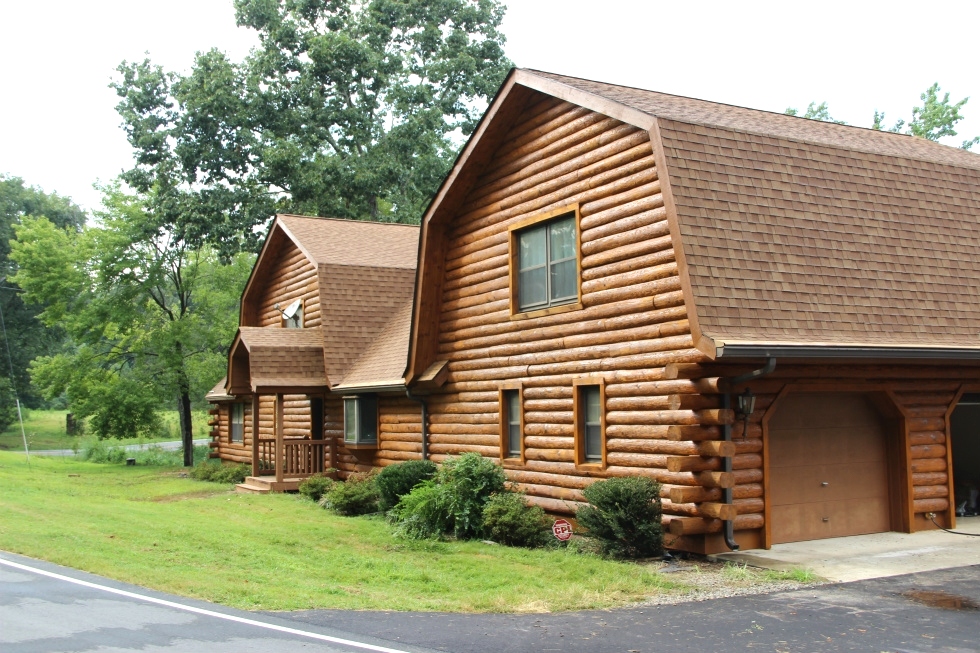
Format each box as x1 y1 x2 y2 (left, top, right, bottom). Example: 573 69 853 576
508 204 583 320
498 381 524 464
230 402 244 443
343 394 379 449
573 377 606 469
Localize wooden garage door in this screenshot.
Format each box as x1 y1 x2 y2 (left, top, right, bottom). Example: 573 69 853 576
769 393 891 544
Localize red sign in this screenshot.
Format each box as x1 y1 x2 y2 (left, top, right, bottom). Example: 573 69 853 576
552 518 573 541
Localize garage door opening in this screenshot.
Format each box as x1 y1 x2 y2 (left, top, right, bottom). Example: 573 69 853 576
950 394 980 517
768 392 898 544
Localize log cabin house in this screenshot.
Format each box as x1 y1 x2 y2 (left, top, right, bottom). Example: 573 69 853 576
209 68 980 554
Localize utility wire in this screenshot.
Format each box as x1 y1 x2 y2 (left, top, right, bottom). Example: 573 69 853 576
930 514 980 537
0 278 30 466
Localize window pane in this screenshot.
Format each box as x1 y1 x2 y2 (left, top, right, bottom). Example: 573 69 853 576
550 259 577 301
585 424 602 461
585 387 600 424
344 399 357 442
359 395 378 443
508 424 521 457
518 226 546 269
505 391 518 423
519 267 547 308
549 217 576 261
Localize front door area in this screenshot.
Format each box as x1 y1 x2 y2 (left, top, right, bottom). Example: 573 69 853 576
769 392 892 544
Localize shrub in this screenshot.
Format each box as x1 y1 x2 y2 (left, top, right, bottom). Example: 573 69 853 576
320 472 380 516
481 492 551 548
576 476 663 559
191 461 250 483
389 453 506 540
434 453 506 539
376 460 437 511
298 473 336 502
388 481 451 539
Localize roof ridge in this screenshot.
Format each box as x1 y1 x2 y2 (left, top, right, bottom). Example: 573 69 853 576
278 214 421 229
521 68 980 171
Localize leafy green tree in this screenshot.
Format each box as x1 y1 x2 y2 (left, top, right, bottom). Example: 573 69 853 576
900 83 978 149
785 101 845 124
111 0 512 258
11 186 252 461
790 83 978 150
0 175 85 408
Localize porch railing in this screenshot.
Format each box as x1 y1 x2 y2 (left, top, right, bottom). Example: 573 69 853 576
256 437 330 477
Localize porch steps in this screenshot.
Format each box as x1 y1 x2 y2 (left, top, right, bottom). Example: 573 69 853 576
235 476 303 494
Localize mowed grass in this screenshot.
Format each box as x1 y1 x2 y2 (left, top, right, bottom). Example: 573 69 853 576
0 409 209 451
0 452 678 612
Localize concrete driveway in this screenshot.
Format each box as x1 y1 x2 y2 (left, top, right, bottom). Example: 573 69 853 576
712 516 980 582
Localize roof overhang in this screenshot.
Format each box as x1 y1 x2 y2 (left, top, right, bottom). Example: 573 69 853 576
330 381 407 394
715 340 980 362
227 327 330 395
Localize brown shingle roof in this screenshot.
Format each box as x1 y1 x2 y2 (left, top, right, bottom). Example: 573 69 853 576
278 215 418 268
526 70 980 351
335 298 414 389
206 377 234 402
249 215 420 388
235 327 328 391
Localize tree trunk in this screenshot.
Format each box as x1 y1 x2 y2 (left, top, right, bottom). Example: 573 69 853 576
175 359 194 467
178 390 193 466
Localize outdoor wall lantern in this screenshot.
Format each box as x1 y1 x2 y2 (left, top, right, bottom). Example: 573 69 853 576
736 388 755 438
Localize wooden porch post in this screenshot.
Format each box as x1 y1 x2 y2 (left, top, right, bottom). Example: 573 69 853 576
251 394 260 477
275 392 284 484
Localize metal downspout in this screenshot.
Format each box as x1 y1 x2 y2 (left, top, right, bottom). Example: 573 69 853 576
406 389 429 460
722 357 777 551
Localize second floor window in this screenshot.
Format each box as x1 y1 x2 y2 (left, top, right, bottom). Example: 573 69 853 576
516 212 578 312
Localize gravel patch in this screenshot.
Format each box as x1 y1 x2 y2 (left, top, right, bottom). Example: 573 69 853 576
638 558 825 606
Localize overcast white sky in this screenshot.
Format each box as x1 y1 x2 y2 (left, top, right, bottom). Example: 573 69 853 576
2 0 978 212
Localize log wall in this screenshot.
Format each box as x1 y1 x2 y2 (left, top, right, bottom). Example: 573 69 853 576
425 95 713 517
253 239 321 329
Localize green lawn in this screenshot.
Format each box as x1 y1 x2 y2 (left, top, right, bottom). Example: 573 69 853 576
0 452 680 612
0 409 210 451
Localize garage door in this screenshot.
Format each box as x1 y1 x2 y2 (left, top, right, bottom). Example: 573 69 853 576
769 393 891 544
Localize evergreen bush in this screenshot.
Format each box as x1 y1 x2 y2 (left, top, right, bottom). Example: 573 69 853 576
481 492 551 548
389 453 506 540
298 473 335 502
576 476 663 559
376 459 437 511
190 461 250 483
388 481 451 539
320 471 380 516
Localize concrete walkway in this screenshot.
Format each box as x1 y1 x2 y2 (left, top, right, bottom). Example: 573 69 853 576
712 516 980 582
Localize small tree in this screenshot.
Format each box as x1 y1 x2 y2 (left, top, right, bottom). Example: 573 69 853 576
576 476 663 559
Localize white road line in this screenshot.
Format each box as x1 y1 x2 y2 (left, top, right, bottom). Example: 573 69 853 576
0 556 411 653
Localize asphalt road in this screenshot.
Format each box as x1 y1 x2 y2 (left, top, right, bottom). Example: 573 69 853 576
3 550 978 653
0 552 436 653
24 439 209 457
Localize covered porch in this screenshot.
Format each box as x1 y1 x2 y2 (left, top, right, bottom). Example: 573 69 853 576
226 326 334 492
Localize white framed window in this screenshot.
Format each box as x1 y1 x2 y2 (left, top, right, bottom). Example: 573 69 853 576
343 395 378 446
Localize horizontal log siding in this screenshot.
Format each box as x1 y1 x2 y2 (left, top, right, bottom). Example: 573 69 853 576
684 362 977 536
429 97 713 519
212 400 254 464
254 239 320 328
